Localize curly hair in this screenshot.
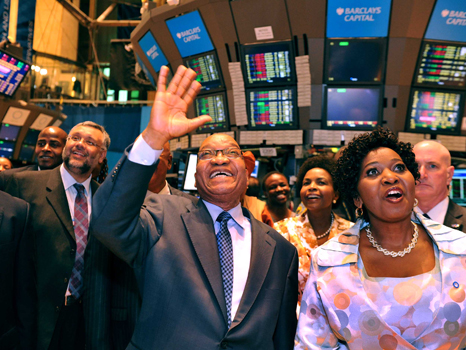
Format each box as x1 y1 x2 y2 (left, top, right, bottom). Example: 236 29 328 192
334 127 419 202
296 155 337 194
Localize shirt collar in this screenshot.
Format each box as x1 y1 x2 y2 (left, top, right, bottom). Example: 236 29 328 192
202 200 246 230
415 196 449 223
60 164 92 195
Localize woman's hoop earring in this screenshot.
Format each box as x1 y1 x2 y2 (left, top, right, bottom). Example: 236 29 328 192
413 198 418 207
355 207 364 218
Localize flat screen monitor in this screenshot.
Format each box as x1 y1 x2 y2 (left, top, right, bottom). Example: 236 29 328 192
195 92 229 133
23 129 41 145
0 124 20 141
246 86 298 130
0 49 30 97
18 144 35 162
406 89 463 135
325 38 386 84
242 41 296 87
182 153 198 192
137 30 169 74
166 10 214 58
250 160 259 178
0 140 14 158
451 168 466 207
414 41 466 89
323 86 382 130
185 51 223 93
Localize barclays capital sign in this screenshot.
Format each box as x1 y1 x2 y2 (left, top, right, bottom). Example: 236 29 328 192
327 0 392 38
425 0 466 42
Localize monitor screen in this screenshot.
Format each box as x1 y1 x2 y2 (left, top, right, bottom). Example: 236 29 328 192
18 144 35 161
195 93 229 133
0 124 21 141
0 49 30 97
250 160 259 178
242 41 296 87
0 140 14 158
137 30 169 74
323 87 382 130
406 89 463 134
166 10 214 58
185 51 223 92
414 42 466 89
325 38 386 84
451 168 466 207
182 153 198 191
247 86 298 130
23 129 41 145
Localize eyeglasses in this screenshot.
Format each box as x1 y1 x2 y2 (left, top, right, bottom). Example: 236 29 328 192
198 147 243 160
67 135 103 149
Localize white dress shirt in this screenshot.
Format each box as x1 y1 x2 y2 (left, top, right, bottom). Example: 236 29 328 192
128 135 252 323
419 196 449 224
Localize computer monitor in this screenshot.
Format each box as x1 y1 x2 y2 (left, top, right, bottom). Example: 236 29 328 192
195 92 229 133
0 49 30 97
166 10 214 58
325 38 386 84
23 129 41 145
18 144 35 162
246 86 298 130
0 124 21 141
406 89 464 135
242 41 296 87
0 140 15 158
184 51 224 93
250 160 260 178
414 41 466 89
137 30 169 74
323 86 382 130
182 153 198 192
451 168 466 207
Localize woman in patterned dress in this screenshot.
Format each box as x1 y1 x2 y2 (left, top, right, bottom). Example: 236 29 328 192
295 127 466 350
274 155 353 302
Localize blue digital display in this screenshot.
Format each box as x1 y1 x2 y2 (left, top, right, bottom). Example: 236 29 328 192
166 10 214 58
135 53 156 86
138 31 169 73
425 0 466 43
326 0 392 38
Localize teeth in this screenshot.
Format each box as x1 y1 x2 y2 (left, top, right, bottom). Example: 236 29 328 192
307 195 319 199
388 190 401 195
210 171 232 179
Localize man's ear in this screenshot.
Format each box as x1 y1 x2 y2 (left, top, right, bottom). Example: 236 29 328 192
167 154 173 170
446 165 454 186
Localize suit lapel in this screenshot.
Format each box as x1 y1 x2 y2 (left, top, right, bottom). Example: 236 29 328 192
231 210 276 328
181 200 228 324
46 168 75 240
444 199 464 231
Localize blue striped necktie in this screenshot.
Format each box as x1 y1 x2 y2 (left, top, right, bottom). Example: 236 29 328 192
216 211 234 328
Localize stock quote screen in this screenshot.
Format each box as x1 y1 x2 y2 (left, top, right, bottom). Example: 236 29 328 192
195 93 228 132
0 49 30 97
415 43 466 88
185 52 223 92
247 87 296 129
408 89 462 134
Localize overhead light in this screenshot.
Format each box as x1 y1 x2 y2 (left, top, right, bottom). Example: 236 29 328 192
34 66 40 72
40 68 47 75
72 76 76 82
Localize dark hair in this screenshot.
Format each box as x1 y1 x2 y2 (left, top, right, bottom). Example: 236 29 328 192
296 155 337 194
93 158 108 184
334 127 419 203
261 171 287 192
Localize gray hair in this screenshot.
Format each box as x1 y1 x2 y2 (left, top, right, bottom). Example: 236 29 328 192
70 121 111 150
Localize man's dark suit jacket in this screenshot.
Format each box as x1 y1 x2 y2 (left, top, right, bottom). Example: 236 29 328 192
444 198 466 232
6 167 104 350
0 191 29 349
0 164 39 191
91 152 299 350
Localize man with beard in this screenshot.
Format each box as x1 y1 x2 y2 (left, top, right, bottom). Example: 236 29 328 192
6 121 110 350
91 66 298 349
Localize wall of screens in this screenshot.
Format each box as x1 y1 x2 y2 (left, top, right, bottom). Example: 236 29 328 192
406 89 463 135
194 92 229 133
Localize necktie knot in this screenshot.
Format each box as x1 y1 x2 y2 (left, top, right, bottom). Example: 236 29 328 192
217 211 232 224
74 183 86 197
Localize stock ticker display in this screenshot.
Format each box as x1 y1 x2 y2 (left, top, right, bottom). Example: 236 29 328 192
185 53 223 91
195 93 228 132
416 43 466 88
248 88 295 128
0 50 30 97
409 90 462 133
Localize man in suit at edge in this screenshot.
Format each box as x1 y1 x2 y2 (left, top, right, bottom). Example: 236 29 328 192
0 191 29 349
91 65 298 350
0 127 68 190
413 140 466 231
8 121 109 350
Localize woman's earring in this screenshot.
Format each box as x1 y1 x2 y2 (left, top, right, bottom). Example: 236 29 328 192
355 207 363 218
413 198 418 207
333 200 337 204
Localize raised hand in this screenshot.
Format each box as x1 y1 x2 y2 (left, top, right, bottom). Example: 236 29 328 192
142 65 212 150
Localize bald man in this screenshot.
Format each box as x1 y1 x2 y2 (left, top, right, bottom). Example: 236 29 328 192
35 126 68 170
413 140 466 231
